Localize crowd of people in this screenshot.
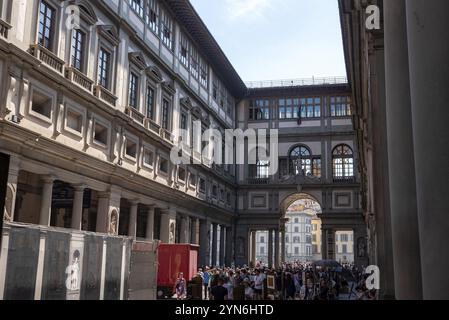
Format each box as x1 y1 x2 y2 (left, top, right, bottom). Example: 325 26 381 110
173 260 378 301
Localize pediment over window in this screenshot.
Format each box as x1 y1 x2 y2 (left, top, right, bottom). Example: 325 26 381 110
98 25 120 46
146 65 163 83
129 52 147 70
162 80 176 95
191 106 202 119
180 97 193 110
69 0 98 25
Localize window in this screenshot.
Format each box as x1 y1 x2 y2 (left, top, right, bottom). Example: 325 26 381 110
293 236 300 243
146 86 155 120
190 46 199 79
180 110 188 143
179 33 189 67
159 158 169 174
294 247 299 255
212 77 219 101
161 98 171 130
98 48 111 89
279 98 299 120
342 244 347 254
189 173 196 187
178 167 186 182
38 0 56 50
146 0 159 34
143 149 154 167
290 146 312 176
249 99 270 120
128 72 139 109
160 9 173 50
200 57 208 87
31 90 52 119
130 0 144 17
312 159 322 178
341 234 349 242
199 178 206 193
330 96 352 117
125 138 137 159
294 227 299 233
260 236 265 243
226 192 231 205
212 185 218 198
260 247 265 255
94 121 108 146
71 29 86 72
66 109 83 133
294 218 299 223
333 145 354 179
299 97 321 119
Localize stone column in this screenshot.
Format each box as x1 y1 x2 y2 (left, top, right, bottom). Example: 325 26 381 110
281 228 286 264
250 231 256 265
274 229 280 268
384 0 423 300
146 206 155 241
406 0 449 300
128 201 139 238
211 223 218 266
190 218 198 245
3 156 20 223
96 187 121 235
199 219 211 266
225 226 233 266
179 216 188 244
268 230 274 268
39 176 55 226
160 208 177 244
71 185 85 230
219 226 226 266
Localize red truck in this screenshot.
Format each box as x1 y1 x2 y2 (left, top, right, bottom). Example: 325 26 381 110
156 244 199 299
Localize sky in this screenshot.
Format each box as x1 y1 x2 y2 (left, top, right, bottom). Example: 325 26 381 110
189 0 346 82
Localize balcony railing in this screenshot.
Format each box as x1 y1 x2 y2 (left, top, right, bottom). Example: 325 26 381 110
333 176 356 183
145 118 160 134
247 177 270 185
65 67 94 93
94 85 117 106
125 106 145 125
160 128 174 143
29 44 65 74
245 76 348 89
0 19 12 39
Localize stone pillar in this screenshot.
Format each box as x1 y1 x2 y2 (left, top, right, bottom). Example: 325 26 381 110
250 231 256 265
274 230 280 268
219 226 226 266
71 185 85 230
384 0 423 299
128 201 139 238
199 219 211 266
211 223 218 266
268 229 274 268
406 0 449 300
146 206 155 241
322 228 335 260
3 156 20 222
39 176 55 226
281 228 286 264
96 187 121 235
190 218 197 244
179 216 188 244
225 226 233 266
162 208 177 244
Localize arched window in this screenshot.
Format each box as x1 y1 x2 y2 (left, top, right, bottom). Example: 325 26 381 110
332 145 354 180
289 145 312 176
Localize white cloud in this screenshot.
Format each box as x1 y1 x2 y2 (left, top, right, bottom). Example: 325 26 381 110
225 0 272 19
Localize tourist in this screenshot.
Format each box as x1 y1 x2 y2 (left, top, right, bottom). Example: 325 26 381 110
210 278 228 301
173 272 186 300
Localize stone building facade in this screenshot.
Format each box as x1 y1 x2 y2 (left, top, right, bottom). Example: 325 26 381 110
0 0 368 299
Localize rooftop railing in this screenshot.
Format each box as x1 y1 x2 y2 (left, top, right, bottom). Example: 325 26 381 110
245 76 348 89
